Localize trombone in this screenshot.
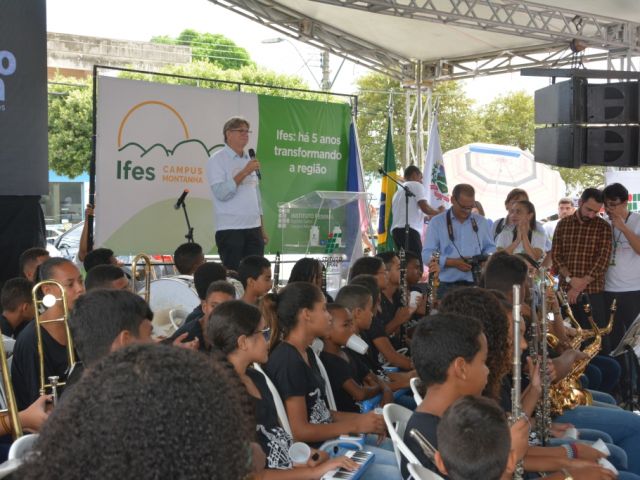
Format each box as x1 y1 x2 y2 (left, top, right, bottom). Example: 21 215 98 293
0 333 22 438
31 280 76 403
131 253 153 303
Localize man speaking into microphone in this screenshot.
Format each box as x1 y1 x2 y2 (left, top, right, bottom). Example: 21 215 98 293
206 116 267 271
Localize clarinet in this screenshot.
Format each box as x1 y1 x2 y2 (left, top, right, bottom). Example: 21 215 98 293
272 251 281 294
399 248 408 307
429 251 440 312
538 269 551 445
512 285 525 480
321 260 327 295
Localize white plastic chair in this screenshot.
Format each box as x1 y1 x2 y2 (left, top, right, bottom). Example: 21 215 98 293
312 350 337 411
253 364 292 436
382 403 421 473
408 463 445 480
410 377 424 405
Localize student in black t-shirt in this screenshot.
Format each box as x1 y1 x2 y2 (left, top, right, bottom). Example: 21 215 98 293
263 282 402 478
208 299 357 479
173 242 205 275
289 258 334 303
184 261 228 325
12 258 85 410
18 247 49 282
66 289 154 392
434 396 516 480
402 313 490 478
349 256 413 371
240 255 273 306
320 303 392 413
0 277 34 339
84 264 130 292
169 280 235 351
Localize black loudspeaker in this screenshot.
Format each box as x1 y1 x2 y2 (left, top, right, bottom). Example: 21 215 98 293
535 78 587 124
534 126 584 168
584 126 640 166
587 82 639 123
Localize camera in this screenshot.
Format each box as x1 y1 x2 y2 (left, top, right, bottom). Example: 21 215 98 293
465 254 489 285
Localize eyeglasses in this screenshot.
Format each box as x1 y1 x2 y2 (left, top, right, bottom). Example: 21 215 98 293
253 327 271 336
229 129 252 134
605 201 625 209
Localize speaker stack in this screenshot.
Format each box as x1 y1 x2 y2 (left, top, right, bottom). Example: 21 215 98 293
534 79 640 168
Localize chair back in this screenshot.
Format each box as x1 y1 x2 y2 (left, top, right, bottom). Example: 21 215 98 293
312 350 337 411
253 364 292 436
382 403 421 474
410 377 424 405
408 462 445 480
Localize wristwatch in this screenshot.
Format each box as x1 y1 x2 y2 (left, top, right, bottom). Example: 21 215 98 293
565 276 572 285
561 468 574 480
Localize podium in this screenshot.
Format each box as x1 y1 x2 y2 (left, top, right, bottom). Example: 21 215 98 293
278 191 371 292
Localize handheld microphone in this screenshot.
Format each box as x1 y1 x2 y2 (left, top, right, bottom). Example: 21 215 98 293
174 189 189 210
248 148 261 180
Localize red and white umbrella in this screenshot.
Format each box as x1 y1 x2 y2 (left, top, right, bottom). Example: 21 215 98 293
443 143 566 221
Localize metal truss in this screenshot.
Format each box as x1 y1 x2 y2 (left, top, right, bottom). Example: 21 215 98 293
311 0 640 53
209 0 409 79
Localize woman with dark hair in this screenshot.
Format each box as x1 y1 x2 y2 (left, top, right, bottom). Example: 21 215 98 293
288 258 333 302
208 299 358 478
496 200 547 262
19 344 255 480
264 282 402 479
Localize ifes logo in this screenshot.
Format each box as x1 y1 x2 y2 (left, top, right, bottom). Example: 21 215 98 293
0 50 17 111
116 100 221 182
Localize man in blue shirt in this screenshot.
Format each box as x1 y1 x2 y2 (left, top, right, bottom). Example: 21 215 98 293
423 184 495 298
206 117 267 271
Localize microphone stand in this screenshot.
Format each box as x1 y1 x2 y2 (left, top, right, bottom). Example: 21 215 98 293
379 168 414 254
180 200 194 243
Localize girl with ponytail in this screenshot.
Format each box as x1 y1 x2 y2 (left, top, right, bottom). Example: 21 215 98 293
207 299 357 479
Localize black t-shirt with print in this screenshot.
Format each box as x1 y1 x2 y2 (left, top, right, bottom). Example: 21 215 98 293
265 342 332 447
401 411 444 479
246 367 293 470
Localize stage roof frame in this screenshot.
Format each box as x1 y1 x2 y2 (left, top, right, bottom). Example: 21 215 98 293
210 0 640 81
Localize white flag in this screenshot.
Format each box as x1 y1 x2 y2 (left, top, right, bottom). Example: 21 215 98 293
423 114 450 209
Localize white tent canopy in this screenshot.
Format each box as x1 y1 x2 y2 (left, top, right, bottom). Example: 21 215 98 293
211 0 640 81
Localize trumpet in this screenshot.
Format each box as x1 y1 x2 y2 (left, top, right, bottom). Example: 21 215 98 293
131 253 153 303
32 280 77 403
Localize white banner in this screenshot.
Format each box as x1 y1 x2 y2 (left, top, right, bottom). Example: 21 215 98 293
605 170 640 212
95 77 259 254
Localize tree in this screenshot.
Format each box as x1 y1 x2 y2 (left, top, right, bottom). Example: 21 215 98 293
355 72 484 173
478 91 535 150
48 77 92 178
151 29 254 70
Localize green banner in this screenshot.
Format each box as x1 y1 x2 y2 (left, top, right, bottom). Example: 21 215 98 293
257 95 351 253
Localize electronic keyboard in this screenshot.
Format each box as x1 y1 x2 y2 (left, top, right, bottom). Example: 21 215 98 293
321 449 374 479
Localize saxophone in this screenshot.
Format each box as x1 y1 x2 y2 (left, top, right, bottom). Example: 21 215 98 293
533 269 552 445
549 297 617 416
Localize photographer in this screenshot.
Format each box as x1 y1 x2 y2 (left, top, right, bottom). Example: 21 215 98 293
422 183 495 297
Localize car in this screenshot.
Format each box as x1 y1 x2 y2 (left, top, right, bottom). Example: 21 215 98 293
54 221 84 260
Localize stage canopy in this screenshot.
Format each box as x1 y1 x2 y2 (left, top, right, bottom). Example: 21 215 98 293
211 0 640 81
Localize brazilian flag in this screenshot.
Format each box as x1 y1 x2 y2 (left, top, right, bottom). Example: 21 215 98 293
377 117 397 252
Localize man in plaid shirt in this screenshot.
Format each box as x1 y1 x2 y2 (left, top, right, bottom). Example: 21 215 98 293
551 188 613 353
